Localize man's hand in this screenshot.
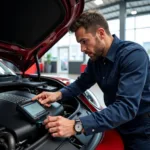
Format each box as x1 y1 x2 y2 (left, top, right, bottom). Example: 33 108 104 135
32 91 62 107
43 116 76 137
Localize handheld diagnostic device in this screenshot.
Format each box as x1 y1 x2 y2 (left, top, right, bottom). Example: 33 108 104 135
17 100 49 123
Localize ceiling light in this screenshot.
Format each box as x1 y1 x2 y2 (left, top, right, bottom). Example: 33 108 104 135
94 0 103 5
131 10 137 15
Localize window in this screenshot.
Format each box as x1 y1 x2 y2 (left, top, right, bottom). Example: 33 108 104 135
125 14 150 57
108 19 120 37
135 15 150 28
69 45 83 61
136 28 150 48
126 17 135 30
125 29 135 41
69 33 83 61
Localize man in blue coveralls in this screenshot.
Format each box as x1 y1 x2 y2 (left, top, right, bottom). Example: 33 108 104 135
32 11 150 150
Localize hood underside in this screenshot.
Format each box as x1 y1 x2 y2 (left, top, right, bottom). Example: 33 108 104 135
0 0 84 72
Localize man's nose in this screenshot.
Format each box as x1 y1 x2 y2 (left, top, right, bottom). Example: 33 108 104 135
81 45 86 53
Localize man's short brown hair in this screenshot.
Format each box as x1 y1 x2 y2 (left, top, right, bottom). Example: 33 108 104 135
70 11 111 35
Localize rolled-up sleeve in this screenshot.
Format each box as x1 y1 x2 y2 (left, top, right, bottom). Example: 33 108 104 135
80 49 149 135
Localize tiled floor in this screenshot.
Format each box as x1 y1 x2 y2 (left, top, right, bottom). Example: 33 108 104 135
42 73 106 107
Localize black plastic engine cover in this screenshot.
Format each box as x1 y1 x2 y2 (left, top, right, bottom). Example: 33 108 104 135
0 91 64 142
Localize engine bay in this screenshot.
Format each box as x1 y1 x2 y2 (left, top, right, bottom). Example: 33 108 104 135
0 75 102 150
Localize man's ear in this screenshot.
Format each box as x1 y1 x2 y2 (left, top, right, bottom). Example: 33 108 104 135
97 28 105 39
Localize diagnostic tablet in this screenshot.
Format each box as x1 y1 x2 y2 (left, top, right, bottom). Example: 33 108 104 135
17 100 49 123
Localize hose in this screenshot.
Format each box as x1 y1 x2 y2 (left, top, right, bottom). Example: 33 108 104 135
0 131 16 150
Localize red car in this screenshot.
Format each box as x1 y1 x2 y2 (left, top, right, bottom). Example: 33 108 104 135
0 0 124 150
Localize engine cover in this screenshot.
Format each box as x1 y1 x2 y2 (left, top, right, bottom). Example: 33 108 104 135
0 91 64 142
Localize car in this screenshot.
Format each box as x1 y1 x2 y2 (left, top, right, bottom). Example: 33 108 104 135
0 0 124 150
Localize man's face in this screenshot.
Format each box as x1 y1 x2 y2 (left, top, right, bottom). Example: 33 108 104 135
75 27 105 61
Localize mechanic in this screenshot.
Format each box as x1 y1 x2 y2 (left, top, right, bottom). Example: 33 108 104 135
32 11 150 150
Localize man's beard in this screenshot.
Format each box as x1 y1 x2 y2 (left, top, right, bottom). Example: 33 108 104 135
90 39 104 61
89 54 99 61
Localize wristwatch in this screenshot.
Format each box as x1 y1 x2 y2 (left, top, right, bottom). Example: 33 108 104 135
74 119 83 135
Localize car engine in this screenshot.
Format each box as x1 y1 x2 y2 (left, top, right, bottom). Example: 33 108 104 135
0 76 102 150
0 90 64 149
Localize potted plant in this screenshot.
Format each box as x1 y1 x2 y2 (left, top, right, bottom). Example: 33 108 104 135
44 53 52 73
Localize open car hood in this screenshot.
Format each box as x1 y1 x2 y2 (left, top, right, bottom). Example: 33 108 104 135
0 0 84 72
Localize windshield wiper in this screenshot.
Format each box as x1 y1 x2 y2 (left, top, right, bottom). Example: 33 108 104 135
0 74 16 77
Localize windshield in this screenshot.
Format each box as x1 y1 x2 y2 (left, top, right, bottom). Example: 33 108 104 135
0 60 16 76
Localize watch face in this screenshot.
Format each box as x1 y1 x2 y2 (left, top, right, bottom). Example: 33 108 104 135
75 123 82 132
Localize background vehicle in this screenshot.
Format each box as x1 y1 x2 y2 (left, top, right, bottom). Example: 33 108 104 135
0 0 124 149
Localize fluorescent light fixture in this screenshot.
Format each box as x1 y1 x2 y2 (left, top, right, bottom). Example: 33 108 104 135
131 10 137 15
94 0 103 5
